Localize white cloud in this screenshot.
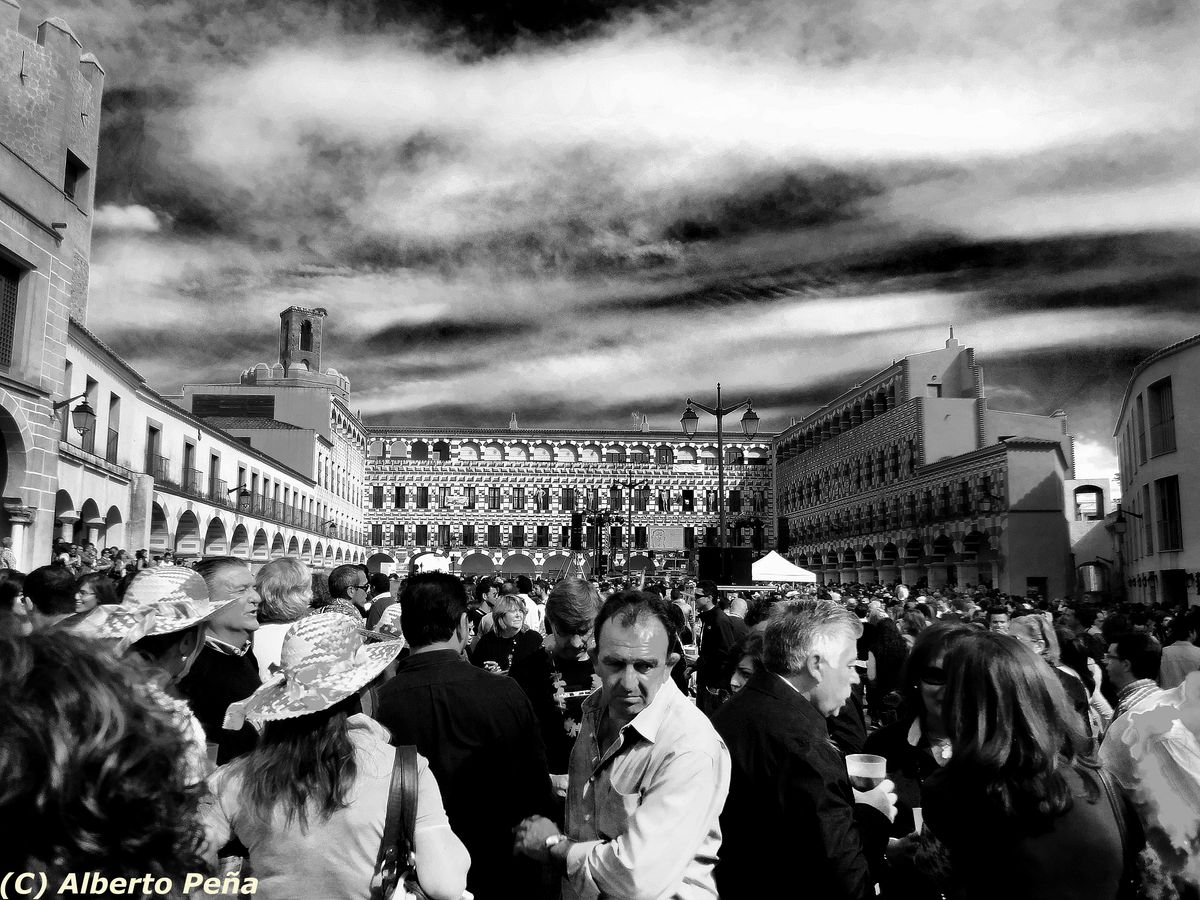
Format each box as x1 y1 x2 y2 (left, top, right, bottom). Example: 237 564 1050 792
93 204 162 233
1073 437 1119 482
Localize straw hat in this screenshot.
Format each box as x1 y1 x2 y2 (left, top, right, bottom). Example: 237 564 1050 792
89 567 239 652
223 612 402 730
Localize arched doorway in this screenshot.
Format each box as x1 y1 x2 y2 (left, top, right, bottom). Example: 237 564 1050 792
175 511 201 558
230 524 250 558
204 518 228 556
367 552 397 574
501 553 536 575
149 502 170 553
460 553 496 577
271 533 286 558
104 506 124 549
542 553 572 580
252 528 269 562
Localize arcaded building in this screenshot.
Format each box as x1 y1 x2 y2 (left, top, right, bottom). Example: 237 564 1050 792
774 333 1078 598
0 4 103 569
363 426 774 578
1114 333 1200 607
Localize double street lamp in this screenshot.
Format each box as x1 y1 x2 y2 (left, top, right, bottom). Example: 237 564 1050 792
612 476 650 569
681 383 759 551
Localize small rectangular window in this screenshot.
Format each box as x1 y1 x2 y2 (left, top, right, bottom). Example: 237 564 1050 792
1136 394 1148 465
393 524 405 545
488 525 501 547
464 487 476 510
371 524 383 545
561 487 575 511
415 524 428 546
0 260 19 368
1142 484 1154 556
64 151 89 203
462 524 475 546
372 486 384 509
512 525 525 547
416 486 429 509
512 487 525 510
1156 476 1183 551
394 486 405 508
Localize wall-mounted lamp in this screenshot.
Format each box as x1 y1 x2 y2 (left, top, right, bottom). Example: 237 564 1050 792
1111 503 1144 536
53 393 96 437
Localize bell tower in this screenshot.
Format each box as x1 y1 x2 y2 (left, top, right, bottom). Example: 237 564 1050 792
278 306 327 376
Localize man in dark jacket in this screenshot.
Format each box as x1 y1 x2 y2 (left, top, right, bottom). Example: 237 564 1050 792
372 573 552 900
713 599 896 900
695 580 737 716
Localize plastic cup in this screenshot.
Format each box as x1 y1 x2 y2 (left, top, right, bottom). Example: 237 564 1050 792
846 753 887 792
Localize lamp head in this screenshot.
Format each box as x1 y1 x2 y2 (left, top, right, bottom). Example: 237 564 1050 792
70 399 97 437
740 404 759 438
680 403 699 437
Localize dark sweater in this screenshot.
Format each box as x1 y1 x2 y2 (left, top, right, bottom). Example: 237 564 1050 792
177 642 261 765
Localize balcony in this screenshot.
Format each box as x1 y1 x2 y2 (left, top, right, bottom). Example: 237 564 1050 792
148 455 172 485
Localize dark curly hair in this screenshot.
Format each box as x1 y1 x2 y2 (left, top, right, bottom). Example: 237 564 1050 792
0 631 207 879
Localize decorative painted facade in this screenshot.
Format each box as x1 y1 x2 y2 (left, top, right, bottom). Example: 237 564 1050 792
363 428 774 577
774 334 1078 598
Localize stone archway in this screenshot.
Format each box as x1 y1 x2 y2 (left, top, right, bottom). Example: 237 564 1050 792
204 517 228 555
175 510 201 557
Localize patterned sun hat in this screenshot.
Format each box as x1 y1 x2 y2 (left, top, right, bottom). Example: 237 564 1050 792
89 567 239 652
223 611 402 730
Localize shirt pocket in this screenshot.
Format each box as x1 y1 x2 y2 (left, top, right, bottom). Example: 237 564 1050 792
596 782 642 841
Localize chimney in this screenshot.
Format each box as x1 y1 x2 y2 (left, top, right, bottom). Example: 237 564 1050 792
79 51 104 92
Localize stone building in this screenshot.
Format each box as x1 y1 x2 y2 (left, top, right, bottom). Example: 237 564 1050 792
363 426 774 578
1113 333 1200 607
0 3 103 569
774 333 1077 598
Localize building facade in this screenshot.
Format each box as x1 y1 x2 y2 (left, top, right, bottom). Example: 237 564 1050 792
363 427 774 577
1113 333 1200 607
54 316 367 569
774 334 1077 598
0 4 103 570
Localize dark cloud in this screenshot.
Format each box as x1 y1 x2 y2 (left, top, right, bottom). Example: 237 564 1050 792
362 318 534 353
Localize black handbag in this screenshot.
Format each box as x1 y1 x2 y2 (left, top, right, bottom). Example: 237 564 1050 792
370 745 427 900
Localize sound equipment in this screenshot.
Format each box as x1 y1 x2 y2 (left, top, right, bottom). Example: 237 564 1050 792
777 516 790 553
570 513 584 552
697 546 753 585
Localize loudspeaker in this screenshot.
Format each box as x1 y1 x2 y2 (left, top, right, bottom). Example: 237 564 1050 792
777 516 790 553
697 546 754 584
570 513 583 551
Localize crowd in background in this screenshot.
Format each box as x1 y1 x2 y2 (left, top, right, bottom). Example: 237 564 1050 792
3 546 1200 900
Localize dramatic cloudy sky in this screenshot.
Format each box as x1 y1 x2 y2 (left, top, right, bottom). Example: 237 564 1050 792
26 0 1200 476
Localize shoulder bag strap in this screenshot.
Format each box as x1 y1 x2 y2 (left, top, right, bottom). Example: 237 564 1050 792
371 746 407 899
1097 765 1129 852
399 744 419 866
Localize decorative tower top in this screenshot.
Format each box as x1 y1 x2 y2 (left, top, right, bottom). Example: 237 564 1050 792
508 412 519 431
279 306 327 376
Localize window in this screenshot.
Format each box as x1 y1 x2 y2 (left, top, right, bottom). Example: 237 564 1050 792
684 527 695 549
416 486 429 509
64 151 89 203
1135 394 1148 465
633 488 649 512
0 260 19 369
394 486 405 508
630 450 649 464
462 524 475 546
372 486 384 508
1148 378 1177 456
464 487 476 510
605 449 625 464
300 320 313 351
393 524 405 545
635 526 647 549
729 490 742 514
561 487 575 511
656 447 674 465
610 526 623 549
488 487 501 510
371 524 383 545
513 487 525 510
536 525 550 548
488 525 501 547
561 525 571 547
415 524 428 546
1142 484 1154 556
512 525 525 547
704 526 718 546
438 524 451 547
586 488 599 511
609 488 622 511
682 490 694 512
1156 476 1183 551
439 486 449 510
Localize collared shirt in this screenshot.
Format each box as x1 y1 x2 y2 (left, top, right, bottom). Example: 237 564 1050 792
205 634 253 657
1100 679 1168 789
564 677 730 900
1114 678 1162 721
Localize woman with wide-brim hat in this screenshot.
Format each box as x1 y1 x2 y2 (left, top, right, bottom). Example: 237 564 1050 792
88 565 244 782
204 612 470 900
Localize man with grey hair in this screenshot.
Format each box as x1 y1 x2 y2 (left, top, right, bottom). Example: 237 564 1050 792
713 600 896 900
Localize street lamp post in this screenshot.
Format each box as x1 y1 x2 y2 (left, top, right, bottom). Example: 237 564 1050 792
681 383 759 554
612 475 649 572
586 508 623 577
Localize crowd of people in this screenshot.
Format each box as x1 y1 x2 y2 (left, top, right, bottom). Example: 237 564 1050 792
3 549 1200 900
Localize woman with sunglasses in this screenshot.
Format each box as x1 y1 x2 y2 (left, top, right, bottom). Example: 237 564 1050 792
864 622 972 899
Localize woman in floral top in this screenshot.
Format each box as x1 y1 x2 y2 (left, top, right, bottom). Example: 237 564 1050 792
508 578 602 798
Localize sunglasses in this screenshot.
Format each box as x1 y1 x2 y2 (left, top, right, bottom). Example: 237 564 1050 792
920 666 947 686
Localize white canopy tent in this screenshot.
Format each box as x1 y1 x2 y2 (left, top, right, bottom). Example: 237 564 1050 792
411 552 451 574
751 551 818 584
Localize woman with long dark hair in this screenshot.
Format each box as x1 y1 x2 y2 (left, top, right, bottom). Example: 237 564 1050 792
923 631 1127 899
206 612 469 900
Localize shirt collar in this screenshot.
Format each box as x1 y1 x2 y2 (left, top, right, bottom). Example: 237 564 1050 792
775 672 801 693
583 675 682 745
1117 678 1159 706
205 634 252 657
